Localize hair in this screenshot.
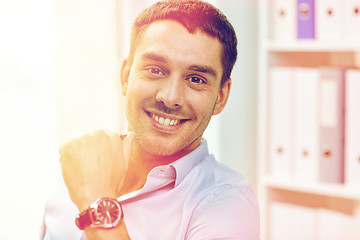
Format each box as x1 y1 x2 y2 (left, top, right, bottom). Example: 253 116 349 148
128 0 238 87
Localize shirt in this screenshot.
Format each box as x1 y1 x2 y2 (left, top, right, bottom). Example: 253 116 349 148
42 140 260 240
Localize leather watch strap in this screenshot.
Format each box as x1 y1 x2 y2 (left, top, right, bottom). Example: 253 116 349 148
75 209 93 230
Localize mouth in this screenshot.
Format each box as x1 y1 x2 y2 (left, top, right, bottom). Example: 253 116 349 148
145 111 189 127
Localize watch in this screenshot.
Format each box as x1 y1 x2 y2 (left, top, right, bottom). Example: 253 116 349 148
75 197 123 230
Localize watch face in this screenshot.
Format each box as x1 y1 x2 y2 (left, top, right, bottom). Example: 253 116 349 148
92 198 122 228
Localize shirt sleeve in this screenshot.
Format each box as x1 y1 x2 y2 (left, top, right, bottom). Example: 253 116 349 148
39 210 46 240
41 179 84 240
185 184 260 240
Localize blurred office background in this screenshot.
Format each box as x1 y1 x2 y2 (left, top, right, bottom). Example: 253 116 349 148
3 0 360 239
0 0 257 239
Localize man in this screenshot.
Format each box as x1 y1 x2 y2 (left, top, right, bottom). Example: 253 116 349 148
42 0 259 239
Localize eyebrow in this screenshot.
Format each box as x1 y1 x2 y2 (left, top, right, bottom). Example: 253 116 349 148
142 52 218 78
188 65 217 78
142 53 167 63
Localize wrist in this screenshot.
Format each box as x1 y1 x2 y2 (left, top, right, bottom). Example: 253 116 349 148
74 190 117 212
84 220 130 240
76 197 123 230
76 197 97 212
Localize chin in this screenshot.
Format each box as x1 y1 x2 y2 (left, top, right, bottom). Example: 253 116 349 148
136 134 184 157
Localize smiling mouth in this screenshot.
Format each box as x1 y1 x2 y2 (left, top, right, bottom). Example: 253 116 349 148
146 111 188 126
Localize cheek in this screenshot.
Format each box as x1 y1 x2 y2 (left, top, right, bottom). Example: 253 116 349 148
128 72 156 96
188 91 218 118
126 80 147 102
125 89 144 118
125 78 157 119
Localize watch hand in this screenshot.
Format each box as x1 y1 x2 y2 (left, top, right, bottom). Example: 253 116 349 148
106 211 111 223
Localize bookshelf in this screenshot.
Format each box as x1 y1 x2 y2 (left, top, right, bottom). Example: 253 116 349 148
257 0 360 239
266 41 360 52
265 177 360 200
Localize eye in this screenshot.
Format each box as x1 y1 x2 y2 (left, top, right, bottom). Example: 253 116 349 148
147 67 165 76
187 76 206 84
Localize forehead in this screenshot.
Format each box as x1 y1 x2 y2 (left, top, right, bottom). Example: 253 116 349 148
133 20 223 75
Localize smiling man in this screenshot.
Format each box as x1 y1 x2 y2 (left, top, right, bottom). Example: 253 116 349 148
42 1 260 239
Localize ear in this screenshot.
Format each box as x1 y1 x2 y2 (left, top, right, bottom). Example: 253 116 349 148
213 78 231 115
120 58 131 96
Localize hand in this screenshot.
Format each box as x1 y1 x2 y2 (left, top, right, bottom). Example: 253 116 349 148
59 130 134 211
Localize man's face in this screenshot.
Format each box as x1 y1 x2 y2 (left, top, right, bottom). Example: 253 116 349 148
121 20 230 157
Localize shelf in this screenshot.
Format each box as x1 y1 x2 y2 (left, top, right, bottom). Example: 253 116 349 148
258 0 360 238
265 41 360 52
264 177 360 201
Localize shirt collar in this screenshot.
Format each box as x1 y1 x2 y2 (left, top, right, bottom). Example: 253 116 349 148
170 139 209 187
118 139 209 201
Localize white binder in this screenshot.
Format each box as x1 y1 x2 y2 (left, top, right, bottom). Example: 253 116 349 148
344 0 360 42
292 205 317 240
270 0 297 41
318 208 354 240
268 67 294 179
269 202 317 240
345 69 360 187
318 68 345 184
293 68 319 183
316 0 343 41
268 202 293 240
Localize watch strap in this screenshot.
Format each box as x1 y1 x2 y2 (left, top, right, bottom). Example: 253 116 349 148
75 209 93 230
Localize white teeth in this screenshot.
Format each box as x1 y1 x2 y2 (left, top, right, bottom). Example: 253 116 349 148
151 113 181 126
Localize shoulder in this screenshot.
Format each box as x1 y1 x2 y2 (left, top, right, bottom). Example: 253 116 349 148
187 154 251 192
184 155 260 239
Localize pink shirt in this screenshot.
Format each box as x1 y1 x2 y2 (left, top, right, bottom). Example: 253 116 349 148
42 140 260 239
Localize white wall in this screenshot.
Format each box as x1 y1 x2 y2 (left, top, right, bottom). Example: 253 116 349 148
0 1 59 239
216 0 258 187
56 0 123 143
0 0 122 239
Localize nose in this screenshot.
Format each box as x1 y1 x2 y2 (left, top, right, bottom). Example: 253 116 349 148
155 74 185 108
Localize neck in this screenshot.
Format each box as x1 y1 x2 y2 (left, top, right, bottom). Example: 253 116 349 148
117 137 201 196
